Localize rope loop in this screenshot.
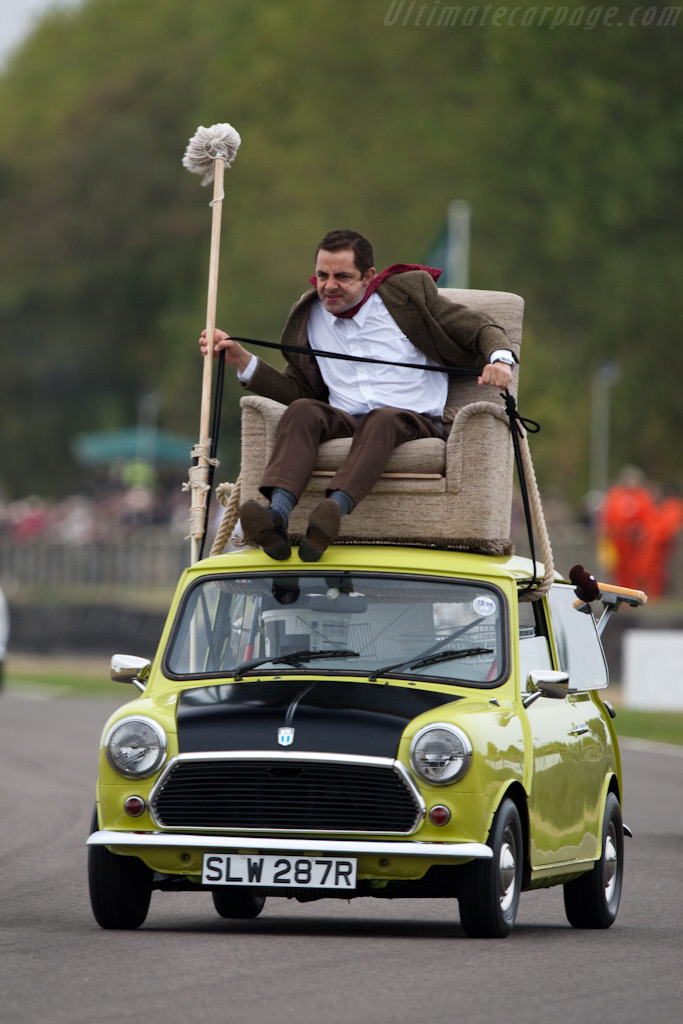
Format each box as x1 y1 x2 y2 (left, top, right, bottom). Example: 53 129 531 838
501 390 540 436
210 475 243 555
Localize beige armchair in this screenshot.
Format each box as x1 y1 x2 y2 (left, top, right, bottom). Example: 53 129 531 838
234 288 524 556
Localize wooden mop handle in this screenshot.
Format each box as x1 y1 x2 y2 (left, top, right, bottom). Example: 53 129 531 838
200 157 225 443
190 158 225 564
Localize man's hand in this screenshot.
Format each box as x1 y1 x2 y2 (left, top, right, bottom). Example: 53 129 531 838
199 329 253 374
478 361 513 389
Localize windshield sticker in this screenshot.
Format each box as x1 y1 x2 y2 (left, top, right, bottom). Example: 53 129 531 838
473 596 496 617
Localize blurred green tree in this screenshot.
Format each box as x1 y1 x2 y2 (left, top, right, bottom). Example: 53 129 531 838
0 0 680 502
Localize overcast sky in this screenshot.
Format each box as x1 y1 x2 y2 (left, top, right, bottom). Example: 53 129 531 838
0 0 83 67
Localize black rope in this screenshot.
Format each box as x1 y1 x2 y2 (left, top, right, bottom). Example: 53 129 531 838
501 391 542 594
227 335 481 377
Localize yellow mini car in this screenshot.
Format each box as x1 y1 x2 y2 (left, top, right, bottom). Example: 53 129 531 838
87 545 639 937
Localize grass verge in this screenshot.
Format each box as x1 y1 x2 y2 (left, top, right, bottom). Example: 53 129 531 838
609 708 683 748
4 654 127 700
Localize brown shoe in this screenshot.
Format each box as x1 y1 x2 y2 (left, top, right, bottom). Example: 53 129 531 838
239 501 291 560
299 499 341 562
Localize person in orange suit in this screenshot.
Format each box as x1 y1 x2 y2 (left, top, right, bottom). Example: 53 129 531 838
641 490 683 598
599 467 655 589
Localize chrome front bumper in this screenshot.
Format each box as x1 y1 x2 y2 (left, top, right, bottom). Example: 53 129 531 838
87 830 492 860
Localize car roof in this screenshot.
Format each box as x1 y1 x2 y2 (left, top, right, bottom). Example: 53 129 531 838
187 545 565 588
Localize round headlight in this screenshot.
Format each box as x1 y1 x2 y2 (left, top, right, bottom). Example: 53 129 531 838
410 723 472 786
105 716 167 778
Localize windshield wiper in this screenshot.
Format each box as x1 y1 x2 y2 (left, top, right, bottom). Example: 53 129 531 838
233 649 359 681
369 647 493 680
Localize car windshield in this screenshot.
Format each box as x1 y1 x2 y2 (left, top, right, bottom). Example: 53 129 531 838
164 572 507 687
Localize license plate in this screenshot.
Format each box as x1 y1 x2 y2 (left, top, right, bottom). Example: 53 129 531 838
202 853 357 890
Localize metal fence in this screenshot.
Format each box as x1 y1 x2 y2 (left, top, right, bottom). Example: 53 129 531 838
0 535 190 592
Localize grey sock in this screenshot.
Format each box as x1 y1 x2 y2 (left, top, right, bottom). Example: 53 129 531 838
270 488 297 524
329 490 355 516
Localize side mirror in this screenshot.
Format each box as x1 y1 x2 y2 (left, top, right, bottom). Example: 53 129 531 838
527 669 570 700
110 654 151 692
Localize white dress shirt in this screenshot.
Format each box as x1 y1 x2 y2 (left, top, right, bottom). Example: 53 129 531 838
306 292 448 416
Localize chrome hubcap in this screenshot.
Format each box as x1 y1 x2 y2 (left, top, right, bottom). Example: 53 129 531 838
604 824 618 904
499 827 517 913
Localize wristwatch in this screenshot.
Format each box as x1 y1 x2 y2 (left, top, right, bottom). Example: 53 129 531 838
489 350 516 367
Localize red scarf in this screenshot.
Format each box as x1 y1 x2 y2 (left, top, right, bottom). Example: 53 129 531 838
308 263 443 319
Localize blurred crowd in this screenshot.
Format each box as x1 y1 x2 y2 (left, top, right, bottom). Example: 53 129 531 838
0 484 197 545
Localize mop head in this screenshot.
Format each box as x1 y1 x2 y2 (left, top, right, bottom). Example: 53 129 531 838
182 123 241 185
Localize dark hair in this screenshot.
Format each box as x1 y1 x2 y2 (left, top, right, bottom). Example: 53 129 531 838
315 230 374 275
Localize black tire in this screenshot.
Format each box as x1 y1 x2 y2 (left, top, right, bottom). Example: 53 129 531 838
88 805 152 929
212 889 266 920
458 797 523 939
563 791 623 929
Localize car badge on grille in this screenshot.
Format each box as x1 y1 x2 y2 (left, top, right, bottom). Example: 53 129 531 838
278 727 295 747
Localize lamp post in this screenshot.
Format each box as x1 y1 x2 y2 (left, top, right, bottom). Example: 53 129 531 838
446 199 471 288
590 361 622 498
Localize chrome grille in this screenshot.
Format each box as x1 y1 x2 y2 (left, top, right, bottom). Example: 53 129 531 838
150 755 423 834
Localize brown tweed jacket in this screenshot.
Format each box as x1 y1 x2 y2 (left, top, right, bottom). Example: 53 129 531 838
241 270 515 407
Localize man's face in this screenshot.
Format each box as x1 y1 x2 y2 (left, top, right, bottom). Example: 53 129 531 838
314 249 375 314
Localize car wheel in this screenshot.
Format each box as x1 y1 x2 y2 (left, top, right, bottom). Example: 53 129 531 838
563 791 623 929
458 797 523 939
212 889 266 919
88 805 152 929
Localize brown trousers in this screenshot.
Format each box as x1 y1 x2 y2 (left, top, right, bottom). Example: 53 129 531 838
260 399 448 505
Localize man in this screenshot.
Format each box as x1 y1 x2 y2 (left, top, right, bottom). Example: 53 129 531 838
200 229 517 561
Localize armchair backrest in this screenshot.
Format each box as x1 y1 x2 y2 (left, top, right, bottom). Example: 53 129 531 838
438 288 524 416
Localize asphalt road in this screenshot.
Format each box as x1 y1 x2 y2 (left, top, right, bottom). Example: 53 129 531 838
1 693 681 1024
